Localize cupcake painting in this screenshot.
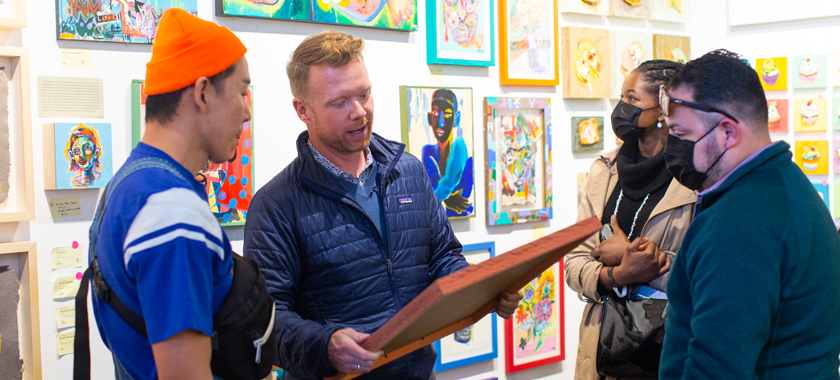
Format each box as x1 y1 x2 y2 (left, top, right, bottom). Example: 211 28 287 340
653 34 690 65
792 55 826 89
795 141 828 175
793 98 827 132
756 57 787 91
572 116 604 153
767 99 788 133
610 32 653 99
650 0 688 23
833 97 840 131
561 27 611 99
834 140 840 174
559 0 609 15
610 0 650 19
811 182 830 211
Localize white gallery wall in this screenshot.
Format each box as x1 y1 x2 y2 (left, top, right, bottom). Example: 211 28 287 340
1 0 837 379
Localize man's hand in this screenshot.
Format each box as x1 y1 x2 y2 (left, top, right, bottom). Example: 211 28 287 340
612 238 671 286
328 328 383 375
444 190 469 214
494 291 523 319
591 215 631 266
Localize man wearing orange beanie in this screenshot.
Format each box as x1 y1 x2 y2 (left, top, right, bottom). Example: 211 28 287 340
87 9 251 380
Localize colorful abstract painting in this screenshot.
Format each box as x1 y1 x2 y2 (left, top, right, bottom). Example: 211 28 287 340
561 27 611 99
52 123 113 189
756 57 788 91
611 31 653 99
793 98 827 132
610 0 650 19
400 86 475 219
792 54 827 90
572 116 604 153
834 140 840 174
559 0 608 15
433 242 498 372
767 99 789 133
649 0 687 22
833 97 840 131
484 97 553 226
505 263 564 373
426 0 494 66
795 140 828 175
653 34 689 64
499 0 558 85
216 0 417 31
56 0 198 44
812 182 830 211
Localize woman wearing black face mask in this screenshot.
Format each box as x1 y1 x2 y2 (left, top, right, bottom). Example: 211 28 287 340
565 60 696 380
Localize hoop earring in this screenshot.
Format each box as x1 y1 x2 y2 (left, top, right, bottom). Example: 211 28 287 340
657 121 663 129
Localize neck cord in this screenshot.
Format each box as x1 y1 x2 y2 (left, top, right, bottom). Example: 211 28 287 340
613 189 650 240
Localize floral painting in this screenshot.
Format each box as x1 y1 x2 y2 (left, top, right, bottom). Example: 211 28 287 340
572 116 604 153
561 27 611 99
505 263 564 373
653 34 690 65
611 31 653 99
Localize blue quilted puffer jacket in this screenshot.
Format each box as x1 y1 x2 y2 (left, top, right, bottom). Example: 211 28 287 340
244 131 469 380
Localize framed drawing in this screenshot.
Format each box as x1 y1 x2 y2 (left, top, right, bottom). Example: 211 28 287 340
499 0 559 86
795 140 828 175
484 97 553 226
793 98 826 132
767 99 788 133
0 0 26 29
505 262 564 373
559 0 609 15
756 57 788 91
432 242 498 372
610 0 650 19
610 31 653 99
791 54 827 90
56 0 198 44
43 123 114 190
0 47 34 223
561 27 611 99
653 34 689 64
216 0 418 31
426 0 494 66
649 0 687 23
0 242 41 380
400 86 475 219
572 116 604 153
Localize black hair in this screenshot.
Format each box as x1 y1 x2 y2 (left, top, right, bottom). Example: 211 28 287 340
634 59 684 96
432 88 458 112
145 62 238 125
668 49 767 129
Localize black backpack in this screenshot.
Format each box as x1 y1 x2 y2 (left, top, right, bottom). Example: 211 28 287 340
73 157 276 380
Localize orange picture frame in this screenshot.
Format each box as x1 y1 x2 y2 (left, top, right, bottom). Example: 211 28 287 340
499 0 559 86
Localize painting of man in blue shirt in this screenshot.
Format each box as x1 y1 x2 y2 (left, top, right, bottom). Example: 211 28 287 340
421 89 475 217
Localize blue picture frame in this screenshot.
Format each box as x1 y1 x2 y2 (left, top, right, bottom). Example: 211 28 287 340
426 0 495 67
433 242 498 372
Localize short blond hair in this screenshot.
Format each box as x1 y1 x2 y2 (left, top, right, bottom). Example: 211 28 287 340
286 30 365 99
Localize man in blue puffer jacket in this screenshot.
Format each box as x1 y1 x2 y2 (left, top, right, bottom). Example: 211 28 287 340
244 31 522 380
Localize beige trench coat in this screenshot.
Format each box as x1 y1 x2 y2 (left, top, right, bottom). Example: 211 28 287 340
564 148 696 380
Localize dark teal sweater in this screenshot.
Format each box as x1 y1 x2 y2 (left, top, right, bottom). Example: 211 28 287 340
660 141 840 380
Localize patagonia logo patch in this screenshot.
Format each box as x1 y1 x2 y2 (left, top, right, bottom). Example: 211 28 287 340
399 197 413 205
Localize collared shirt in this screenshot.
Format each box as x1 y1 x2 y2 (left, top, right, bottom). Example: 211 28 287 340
697 141 778 204
307 140 374 187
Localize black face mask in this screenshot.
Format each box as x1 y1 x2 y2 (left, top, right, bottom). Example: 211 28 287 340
611 101 659 143
664 126 727 191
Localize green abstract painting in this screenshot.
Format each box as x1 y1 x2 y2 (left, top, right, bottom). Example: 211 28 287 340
216 0 417 31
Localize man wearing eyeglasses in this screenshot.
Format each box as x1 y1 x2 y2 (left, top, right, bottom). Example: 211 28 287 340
658 49 840 380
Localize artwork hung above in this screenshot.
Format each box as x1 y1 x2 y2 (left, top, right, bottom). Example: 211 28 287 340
793 98 826 132
610 31 653 99
400 86 476 219
215 0 418 31
767 99 789 133
432 242 498 372
794 140 828 175
43 123 113 190
484 97 553 226
610 0 650 19
649 0 687 22
558 0 609 16
426 0 494 66
499 0 559 86
756 57 788 91
572 116 604 153
56 0 198 44
652 34 689 65
561 27 611 99
505 262 564 373
792 54 827 90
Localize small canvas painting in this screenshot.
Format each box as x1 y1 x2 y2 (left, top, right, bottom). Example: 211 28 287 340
792 55 827 90
833 97 840 131
653 34 689 64
572 117 605 153
756 57 788 91
561 27 611 99
400 86 475 219
795 140 828 175
46 123 114 190
500 0 558 85
834 140 840 174
649 0 687 22
559 0 609 15
505 263 564 373
611 32 653 99
610 0 650 19
793 98 827 132
57 0 198 44
812 182 830 211
217 0 418 31
767 99 789 133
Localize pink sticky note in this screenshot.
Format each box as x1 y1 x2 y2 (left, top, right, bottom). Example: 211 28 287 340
75 272 83 280
823 179 828 186
72 241 79 249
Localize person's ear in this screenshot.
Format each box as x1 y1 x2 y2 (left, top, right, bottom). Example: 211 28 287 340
293 98 310 124
192 77 212 115
720 118 741 149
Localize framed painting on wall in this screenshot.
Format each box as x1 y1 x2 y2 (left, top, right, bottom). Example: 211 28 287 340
0 242 41 380
610 0 650 19
833 140 840 174
56 0 198 44
484 97 553 226
756 57 788 91
833 97 840 131
215 0 418 31
649 0 687 23
767 99 788 133
432 242 498 372
832 54 840 88
572 116 604 153
400 86 476 219
42 123 114 190
652 34 689 64
499 0 559 86
792 54 827 90
811 182 829 211
559 0 609 15
0 47 34 223
426 0 494 66
793 98 826 132
505 262 564 373
561 27 611 99
610 31 653 99
795 140 828 175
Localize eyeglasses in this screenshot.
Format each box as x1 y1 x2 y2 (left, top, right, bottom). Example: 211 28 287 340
659 85 740 123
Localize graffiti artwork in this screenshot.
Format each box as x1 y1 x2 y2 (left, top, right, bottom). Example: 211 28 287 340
56 0 198 44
